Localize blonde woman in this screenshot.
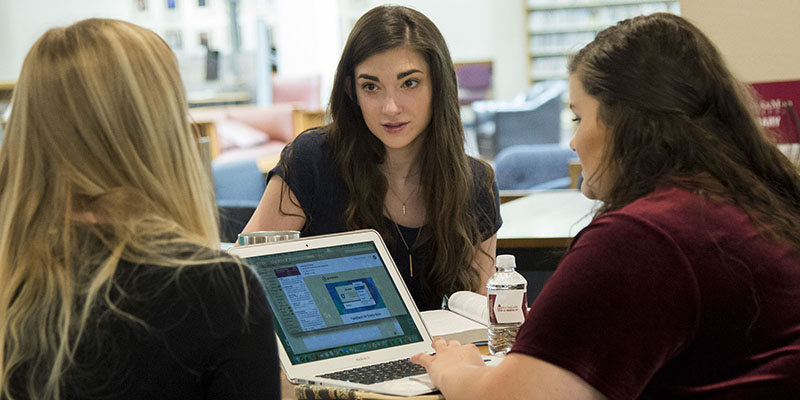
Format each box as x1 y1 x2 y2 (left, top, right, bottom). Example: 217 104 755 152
0 19 280 399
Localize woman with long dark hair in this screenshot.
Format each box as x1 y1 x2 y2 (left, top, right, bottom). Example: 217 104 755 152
245 5 502 311
412 13 800 399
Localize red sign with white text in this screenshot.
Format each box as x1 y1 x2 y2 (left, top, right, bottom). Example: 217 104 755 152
750 80 800 144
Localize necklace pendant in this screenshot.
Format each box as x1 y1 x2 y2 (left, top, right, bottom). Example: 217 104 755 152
402 203 406 216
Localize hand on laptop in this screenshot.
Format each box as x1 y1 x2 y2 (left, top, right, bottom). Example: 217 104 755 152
410 337 485 388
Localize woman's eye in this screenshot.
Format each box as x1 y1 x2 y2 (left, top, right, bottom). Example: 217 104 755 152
571 116 581 123
403 79 419 89
362 83 378 91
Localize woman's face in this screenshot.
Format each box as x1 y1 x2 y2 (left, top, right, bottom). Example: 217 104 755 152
569 74 612 200
354 46 433 154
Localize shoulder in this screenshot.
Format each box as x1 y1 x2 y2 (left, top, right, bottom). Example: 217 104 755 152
467 156 494 180
287 129 331 158
466 156 502 234
572 188 702 261
514 192 701 398
278 129 335 176
117 254 269 329
467 156 497 195
590 186 742 249
562 189 703 311
270 129 337 188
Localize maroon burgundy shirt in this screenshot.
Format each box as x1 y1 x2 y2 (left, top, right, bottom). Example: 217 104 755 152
510 187 800 399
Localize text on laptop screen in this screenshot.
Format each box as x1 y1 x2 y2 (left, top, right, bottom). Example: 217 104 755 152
246 241 423 365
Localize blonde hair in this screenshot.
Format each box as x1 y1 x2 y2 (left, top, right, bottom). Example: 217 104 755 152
0 19 225 398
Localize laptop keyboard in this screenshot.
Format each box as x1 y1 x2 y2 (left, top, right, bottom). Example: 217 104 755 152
318 358 427 385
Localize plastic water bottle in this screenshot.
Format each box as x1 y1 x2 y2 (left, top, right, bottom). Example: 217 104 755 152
487 254 528 356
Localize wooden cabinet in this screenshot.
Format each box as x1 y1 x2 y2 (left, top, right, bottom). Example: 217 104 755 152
526 0 680 83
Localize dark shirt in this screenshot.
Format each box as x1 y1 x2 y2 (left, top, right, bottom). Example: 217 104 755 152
510 187 800 399
62 257 281 399
270 130 502 310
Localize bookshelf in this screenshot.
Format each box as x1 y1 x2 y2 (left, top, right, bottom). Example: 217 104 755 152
526 0 680 83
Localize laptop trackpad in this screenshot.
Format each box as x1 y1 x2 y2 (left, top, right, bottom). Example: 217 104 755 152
377 376 435 393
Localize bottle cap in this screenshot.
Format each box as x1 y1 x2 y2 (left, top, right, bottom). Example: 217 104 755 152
496 254 516 269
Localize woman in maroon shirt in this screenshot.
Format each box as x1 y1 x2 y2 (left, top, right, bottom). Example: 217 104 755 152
412 13 800 399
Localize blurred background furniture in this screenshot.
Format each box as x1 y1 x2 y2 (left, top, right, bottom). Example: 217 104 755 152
189 103 324 164
191 103 321 241
494 143 576 191
272 75 322 110
454 61 493 105
497 189 599 301
473 80 567 159
212 158 266 242
188 75 326 242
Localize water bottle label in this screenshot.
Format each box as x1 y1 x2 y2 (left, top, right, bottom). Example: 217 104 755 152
488 290 528 324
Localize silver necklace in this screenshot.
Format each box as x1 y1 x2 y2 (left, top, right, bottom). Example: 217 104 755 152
386 182 419 216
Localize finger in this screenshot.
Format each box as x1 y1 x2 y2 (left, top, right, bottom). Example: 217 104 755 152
431 337 447 350
448 340 462 346
410 352 432 367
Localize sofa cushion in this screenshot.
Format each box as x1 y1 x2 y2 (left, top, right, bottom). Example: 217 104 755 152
189 104 297 145
212 141 287 164
214 118 270 150
224 104 296 143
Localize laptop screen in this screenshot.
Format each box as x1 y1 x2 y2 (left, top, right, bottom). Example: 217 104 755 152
246 240 424 365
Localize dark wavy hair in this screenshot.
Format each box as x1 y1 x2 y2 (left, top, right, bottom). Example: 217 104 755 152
569 13 800 249
318 5 496 298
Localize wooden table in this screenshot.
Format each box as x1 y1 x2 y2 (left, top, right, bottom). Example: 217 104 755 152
568 160 582 189
497 189 600 249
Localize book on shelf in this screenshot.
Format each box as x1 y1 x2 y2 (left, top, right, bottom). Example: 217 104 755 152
294 384 444 400
420 291 489 344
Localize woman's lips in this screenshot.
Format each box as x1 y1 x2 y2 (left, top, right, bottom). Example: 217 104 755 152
382 122 408 133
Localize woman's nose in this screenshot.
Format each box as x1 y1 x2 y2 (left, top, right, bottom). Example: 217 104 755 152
382 94 400 115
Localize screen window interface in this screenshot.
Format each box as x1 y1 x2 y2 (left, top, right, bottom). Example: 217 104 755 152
248 241 422 365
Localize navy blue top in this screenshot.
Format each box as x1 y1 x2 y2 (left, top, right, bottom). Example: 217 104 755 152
269 130 502 310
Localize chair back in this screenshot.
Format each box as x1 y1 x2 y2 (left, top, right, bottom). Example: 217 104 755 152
455 61 493 105
212 158 267 242
494 144 576 190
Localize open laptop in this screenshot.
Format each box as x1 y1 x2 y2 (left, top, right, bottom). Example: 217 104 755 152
229 229 453 396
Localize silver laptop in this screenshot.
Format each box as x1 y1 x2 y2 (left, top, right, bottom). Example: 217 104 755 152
228 229 441 396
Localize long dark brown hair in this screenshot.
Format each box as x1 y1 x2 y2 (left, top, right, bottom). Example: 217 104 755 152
569 13 800 249
315 5 496 298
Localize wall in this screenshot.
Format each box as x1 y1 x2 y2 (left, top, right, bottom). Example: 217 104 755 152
272 0 342 108
0 0 132 81
0 0 528 102
0 0 13 81
680 0 800 83
365 0 528 101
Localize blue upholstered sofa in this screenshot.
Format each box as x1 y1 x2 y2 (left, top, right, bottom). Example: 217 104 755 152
493 143 576 190
472 80 567 159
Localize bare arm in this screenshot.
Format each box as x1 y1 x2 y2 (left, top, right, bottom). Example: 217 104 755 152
472 234 497 295
411 338 607 400
242 176 306 234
